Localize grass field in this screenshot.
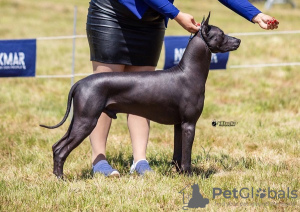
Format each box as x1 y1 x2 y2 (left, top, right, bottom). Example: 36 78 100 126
1 0 300 211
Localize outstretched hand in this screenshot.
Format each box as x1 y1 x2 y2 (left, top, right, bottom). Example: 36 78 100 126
174 12 200 33
252 13 279 30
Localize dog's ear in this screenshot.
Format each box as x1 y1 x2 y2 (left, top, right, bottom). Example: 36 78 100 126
201 12 211 34
201 16 205 26
204 11 211 26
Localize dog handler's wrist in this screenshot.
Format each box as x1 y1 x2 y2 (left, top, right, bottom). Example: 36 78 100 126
174 11 183 21
171 10 180 20
252 12 263 23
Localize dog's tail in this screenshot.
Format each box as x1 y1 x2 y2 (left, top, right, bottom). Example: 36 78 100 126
40 83 78 129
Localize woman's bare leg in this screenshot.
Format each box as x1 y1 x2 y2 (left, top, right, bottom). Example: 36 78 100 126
124 66 155 163
90 63 155 175
90 62 124 165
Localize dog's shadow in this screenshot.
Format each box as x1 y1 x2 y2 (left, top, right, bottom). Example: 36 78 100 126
76 152 218 180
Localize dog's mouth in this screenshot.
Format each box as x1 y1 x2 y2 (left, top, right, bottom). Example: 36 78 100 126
217 36 241 53
231 38 241 51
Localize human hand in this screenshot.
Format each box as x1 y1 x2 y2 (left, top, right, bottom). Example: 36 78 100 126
174 12 200 33
252 13 279 30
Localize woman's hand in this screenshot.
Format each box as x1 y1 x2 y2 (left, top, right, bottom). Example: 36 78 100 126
174 12 200 33
252 13 279 30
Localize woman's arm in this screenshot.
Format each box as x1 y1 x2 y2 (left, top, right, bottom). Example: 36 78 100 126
144 0 200 33
218 0 279 29
143 0 179 19
218 0 261 22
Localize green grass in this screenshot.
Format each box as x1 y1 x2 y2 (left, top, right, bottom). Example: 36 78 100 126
1 0 300 211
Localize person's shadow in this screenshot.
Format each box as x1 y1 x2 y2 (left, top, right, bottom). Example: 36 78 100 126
188 184 209 208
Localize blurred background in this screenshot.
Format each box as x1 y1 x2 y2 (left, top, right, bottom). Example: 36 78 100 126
0 0 299 211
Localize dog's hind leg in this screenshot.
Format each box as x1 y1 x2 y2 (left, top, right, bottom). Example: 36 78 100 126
52 117 75 178
172 123 182 171
52 114 100 178
52 117 74 152
52 93 106 178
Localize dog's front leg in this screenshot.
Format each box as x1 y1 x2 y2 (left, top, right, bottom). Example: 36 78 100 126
172 123 182 171
180 122 196 174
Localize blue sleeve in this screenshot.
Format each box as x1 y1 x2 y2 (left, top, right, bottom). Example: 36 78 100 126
143 0 180 19
218 0 261 22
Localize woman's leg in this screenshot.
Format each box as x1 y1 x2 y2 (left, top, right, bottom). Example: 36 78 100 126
90 62 124 166
91 63 155 175
124 66 155 164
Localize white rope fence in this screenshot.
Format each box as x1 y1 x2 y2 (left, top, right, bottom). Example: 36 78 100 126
35 30 300 40
36 73 90 78
36 35 87 41
35 30 300 79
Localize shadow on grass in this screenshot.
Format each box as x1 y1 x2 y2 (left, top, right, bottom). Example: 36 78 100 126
191 166 218 178
76 154 218 180
75 149 265 180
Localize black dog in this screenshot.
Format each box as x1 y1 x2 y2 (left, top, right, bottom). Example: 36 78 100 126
41 13 240 178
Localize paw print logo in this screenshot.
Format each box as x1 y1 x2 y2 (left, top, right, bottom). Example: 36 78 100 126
256 188 266 198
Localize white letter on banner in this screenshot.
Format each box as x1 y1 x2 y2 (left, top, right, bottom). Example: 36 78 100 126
4 53 13 66
2 53 7 65
19 52 26 69
0 53 3 65
174 48 185 64
13 52 19 65
211 53 218 63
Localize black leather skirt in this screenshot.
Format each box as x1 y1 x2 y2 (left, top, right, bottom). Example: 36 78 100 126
86 0 166 66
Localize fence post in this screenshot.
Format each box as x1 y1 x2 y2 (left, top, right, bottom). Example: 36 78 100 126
70 6 77 120
71 6 77 86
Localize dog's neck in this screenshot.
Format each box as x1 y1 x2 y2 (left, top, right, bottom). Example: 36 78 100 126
178 32 211 84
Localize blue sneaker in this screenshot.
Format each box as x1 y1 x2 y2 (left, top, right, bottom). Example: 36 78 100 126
93 160 120 177
130 159 153 175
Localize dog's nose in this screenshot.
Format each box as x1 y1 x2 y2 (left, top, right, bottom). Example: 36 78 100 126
235 39 241 48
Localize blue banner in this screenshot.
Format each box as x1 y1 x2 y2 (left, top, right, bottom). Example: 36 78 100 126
163 36 229 70
0 39 36 77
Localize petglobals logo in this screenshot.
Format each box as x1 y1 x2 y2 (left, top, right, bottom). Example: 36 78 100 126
213 187 298 199
179 184 298 209
212 120 238 127
179 183 209 210
0 52 26 70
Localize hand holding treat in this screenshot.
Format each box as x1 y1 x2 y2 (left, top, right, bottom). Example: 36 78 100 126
252 13 279 30
267 17 279 27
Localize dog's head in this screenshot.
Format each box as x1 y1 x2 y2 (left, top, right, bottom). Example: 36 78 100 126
199 12 241 53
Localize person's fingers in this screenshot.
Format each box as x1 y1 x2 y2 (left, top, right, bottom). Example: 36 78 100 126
188 17 199 33
266 24 270 30
258 20 268 30
189 16 200 32
189 25 199 33
266 17 279 30
191 18 196 25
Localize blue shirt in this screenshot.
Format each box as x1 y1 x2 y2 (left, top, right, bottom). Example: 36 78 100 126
218 0 261 22
118 0 261 26
118 0 179 27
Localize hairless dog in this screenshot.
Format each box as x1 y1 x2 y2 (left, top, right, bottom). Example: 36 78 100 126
41 13 241 178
